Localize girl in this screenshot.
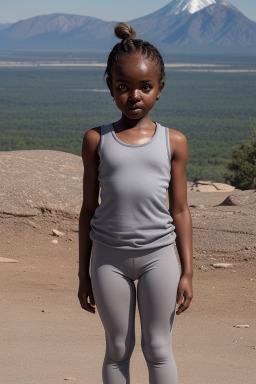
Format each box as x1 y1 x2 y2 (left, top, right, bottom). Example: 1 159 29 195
78 23 193 384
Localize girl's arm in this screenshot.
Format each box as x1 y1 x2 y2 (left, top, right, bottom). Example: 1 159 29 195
168 129 193 315
78 127 100 314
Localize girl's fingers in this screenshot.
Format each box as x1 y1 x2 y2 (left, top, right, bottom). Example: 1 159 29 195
176 291 185 315
176 292 192 315
81 298 96 313
176 303 184 315
86 302 96 314
89 288 95 306
78 291 96 313
176 291 184 306
176 274 193 315
78 279 96 313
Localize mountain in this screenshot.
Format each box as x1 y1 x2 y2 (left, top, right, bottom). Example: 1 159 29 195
0 1 256 52
0 13 116 50
163 2 256 49
0 23 13 31
142 0 218 16
130 1 256 51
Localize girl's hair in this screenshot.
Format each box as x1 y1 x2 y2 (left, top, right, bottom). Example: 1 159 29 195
105 22 165 89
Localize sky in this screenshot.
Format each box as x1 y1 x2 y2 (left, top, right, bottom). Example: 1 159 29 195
1 0 256 24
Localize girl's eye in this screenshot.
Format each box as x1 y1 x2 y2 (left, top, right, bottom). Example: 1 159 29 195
142 85 151 92
118 84 127 91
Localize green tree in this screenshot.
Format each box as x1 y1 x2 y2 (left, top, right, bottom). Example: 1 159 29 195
225 124 256 190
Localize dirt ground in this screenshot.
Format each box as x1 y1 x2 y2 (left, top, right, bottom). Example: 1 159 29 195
0 191 255 384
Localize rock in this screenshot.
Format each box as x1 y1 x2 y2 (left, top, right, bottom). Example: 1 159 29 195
28 220 40 228
52 229 64 237
188 181 235 193
220 189 256 207
64 379 76 381
0 257 18 263
234 324 249 328
0 150 83 217
199 265 208 270
212 183 235 192
212 263 233 269
52 239 58 245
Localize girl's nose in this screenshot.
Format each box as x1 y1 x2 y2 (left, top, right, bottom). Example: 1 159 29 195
128 89 141 101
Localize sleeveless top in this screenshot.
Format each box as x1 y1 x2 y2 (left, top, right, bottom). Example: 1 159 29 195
89 122 176 249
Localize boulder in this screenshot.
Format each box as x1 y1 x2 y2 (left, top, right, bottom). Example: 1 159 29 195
220 189 256 206
0 150 83 217
188 181 234 192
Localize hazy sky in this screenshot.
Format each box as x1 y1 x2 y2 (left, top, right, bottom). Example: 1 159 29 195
1 0 256 23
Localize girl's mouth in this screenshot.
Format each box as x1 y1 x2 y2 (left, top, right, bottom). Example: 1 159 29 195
128 106 142 110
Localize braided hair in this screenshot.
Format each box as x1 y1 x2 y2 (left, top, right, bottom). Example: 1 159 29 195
105 23 165 91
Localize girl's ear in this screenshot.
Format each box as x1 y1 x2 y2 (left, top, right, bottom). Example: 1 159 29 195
156 81 165 100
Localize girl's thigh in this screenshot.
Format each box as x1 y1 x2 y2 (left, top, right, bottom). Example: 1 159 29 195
137 245 180 342
91 242 136 342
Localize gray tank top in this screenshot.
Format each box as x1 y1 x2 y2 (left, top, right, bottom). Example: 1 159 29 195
89 122 176 249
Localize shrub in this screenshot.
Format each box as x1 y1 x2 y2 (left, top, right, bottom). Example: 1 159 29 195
225 123 256 190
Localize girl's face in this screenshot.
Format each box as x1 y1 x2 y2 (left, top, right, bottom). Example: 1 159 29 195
110 54 164 120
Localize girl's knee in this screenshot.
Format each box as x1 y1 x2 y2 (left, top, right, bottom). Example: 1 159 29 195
107 337 135 363
141 336 172 363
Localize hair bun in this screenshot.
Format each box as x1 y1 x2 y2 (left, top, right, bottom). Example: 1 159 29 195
114 23 136 40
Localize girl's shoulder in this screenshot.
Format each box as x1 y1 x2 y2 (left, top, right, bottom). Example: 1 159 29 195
82 126 101 159
83 126 101 145
167 127 188 160
167 127 187 143
83 126 101 141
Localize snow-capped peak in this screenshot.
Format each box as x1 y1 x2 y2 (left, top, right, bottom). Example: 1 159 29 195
183 0 217 14
166 0 217 16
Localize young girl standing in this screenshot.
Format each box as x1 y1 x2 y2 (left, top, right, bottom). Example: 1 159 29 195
78 23 193 384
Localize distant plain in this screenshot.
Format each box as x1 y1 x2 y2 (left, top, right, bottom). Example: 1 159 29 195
0 51 255 181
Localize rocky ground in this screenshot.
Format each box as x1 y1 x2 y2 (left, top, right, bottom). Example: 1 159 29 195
0 150 255 384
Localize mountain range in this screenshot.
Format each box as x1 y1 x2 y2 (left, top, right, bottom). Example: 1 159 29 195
0 0 256 52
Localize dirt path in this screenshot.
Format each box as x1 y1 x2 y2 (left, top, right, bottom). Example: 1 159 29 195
0 210 255 384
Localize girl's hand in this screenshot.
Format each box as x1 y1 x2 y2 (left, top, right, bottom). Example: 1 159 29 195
78 277 96 314
176 274 193 315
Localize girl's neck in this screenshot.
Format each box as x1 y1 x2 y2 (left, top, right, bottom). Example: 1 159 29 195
115 115 155 131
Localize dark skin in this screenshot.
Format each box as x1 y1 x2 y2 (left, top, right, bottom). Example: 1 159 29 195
78 54 193 316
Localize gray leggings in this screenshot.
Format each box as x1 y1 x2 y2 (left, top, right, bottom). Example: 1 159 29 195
91 241 180 384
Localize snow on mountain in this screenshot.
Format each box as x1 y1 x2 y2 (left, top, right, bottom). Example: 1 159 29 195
166 0 217 16
183 0 217 14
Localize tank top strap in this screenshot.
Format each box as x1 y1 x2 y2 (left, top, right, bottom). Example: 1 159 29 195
98 123 112 155
101 123 112 135
164 125 171 162
154 123 171 163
